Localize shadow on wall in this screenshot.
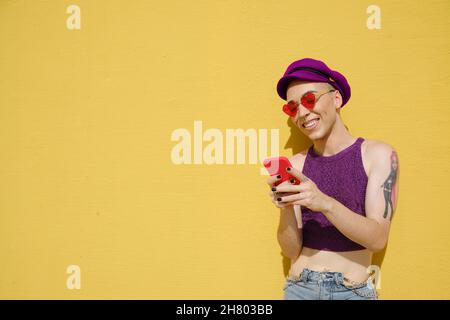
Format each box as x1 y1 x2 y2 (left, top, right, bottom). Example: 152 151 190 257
280 118 386 278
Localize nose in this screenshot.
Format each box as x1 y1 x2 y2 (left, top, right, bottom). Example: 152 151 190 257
294 104 311 122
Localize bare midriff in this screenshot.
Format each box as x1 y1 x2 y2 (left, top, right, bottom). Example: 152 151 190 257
289 247 373 283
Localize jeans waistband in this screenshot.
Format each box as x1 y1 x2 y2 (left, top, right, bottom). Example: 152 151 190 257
300 268 344 285
286 268 372 288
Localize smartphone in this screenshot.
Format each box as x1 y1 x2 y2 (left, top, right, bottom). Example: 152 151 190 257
263 156 301 186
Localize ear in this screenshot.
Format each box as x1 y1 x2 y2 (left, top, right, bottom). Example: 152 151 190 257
334 90 343 110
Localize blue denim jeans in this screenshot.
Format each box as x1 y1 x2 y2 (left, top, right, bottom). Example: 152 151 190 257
283 268 378 300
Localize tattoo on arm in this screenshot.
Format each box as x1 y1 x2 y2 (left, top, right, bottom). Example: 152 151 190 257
380 151 399 220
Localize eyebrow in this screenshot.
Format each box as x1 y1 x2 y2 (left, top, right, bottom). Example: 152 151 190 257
287 90 317 103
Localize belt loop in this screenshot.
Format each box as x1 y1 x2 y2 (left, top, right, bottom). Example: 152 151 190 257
300 269 308 284
334 272 343 286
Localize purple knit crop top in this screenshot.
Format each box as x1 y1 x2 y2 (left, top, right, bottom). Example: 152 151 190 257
300 137 368 252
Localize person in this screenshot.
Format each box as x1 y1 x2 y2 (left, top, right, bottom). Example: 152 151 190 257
267 58 400 300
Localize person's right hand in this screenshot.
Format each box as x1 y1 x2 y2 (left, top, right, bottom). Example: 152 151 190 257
266 175 299 209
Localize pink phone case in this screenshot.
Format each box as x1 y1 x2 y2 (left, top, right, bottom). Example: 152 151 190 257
263 156 301 186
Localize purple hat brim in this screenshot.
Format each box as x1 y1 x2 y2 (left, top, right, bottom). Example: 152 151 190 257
276 71 331 101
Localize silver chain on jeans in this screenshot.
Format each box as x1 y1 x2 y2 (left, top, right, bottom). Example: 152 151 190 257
342 274 378 299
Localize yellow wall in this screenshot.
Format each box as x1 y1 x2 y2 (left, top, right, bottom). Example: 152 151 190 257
1 0 449 299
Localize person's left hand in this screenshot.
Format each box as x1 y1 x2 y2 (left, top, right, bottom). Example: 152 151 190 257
273 166 334 213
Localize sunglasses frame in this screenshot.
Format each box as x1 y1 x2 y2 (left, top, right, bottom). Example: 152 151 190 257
283 89 337 117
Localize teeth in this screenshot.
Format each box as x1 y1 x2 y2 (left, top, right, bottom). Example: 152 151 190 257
304 119 319 128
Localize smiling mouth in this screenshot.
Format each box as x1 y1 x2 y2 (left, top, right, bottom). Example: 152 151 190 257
302 118 320 128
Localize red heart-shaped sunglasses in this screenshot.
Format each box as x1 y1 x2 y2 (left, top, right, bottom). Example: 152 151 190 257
282 89 336 117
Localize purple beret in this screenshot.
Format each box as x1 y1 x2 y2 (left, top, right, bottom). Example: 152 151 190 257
276 58 351 108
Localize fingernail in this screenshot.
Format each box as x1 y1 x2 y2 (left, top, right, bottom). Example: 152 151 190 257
271 187 276 191
286 167 291 171
276 175 281 179
277 197 282 201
